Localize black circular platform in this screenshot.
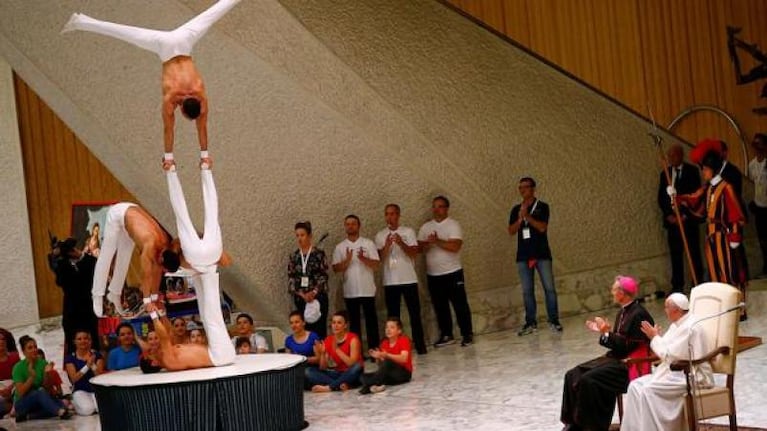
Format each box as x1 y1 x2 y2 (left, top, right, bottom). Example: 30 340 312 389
91 354 307 431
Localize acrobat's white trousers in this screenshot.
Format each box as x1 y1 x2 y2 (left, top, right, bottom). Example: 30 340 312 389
62 0 241 62
195 272 235 366
92 202 136 315
167 169 234 366
166 169 221 274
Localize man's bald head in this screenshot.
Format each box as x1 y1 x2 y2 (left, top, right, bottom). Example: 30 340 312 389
667 144 684 167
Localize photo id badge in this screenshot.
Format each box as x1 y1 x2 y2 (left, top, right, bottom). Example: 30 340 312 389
301 276 310 288
522 228 531 239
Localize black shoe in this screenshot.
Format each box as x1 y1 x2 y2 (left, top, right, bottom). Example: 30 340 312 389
434 336 456 347
60 410 73 420
549 322 563 332
460 335 473 347
15 413 28 423
517 324 537 336
416 347 428 355
358 385 371 395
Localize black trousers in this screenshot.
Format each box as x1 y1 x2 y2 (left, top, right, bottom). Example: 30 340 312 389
426 269 473 339
561 356 628 431
293 291 329 339
361 359 411 388
751 203 767 274
384 283 427 353
345 296 379 351
666 221 703 292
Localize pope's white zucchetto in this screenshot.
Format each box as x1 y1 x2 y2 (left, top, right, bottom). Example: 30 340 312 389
667 293 690 311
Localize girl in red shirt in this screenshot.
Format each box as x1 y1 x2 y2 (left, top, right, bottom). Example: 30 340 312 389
306 311 363 392
359 317 412 394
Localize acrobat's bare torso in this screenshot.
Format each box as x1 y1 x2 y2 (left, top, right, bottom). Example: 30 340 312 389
162 56 208 154
124 206 172 296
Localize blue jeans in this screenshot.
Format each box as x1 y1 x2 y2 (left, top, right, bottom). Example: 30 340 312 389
305 362 362 390
517 259 559 326
14 388 64 419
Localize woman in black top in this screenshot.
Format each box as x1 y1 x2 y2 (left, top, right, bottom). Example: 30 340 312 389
287 222 329 338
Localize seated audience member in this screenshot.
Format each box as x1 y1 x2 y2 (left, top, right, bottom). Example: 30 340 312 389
64 330 104 416
359 317 413 395
235 337 251 355
170 317 190 345
284 311 320 364
12 336 72 422
561 275 653 431
621 293 714 431
189 327 208 346
137 330 163 374
230 313 268 353
0 328 20 417
107 323 141 371
306 310 363 392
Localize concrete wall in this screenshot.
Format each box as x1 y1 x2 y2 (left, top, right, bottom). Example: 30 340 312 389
0 0 682 333
0 57 39 328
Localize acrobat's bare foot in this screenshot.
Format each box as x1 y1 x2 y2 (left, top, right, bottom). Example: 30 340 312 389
339 383 351 392
162 159 176 172
61 13 81 34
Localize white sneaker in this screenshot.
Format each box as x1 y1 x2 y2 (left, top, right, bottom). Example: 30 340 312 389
370 385 386 394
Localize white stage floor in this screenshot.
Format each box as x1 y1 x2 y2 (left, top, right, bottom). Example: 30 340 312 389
2 289 766 431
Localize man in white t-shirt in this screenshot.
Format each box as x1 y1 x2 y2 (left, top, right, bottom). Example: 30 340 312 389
375 204 427 354
332 215 381 352
417 196 474 347
748 133 767 276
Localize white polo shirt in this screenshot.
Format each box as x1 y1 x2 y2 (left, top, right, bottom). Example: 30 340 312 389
332 237 380 298
418 217 463 276
374 226 418 286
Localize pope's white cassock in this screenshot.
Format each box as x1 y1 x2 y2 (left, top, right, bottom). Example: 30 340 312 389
621 312 714 431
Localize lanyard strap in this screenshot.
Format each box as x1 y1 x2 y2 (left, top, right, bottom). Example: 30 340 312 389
299 247 312 274
524 199 539 226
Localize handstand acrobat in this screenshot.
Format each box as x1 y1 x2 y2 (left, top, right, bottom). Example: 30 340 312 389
61 0 241 168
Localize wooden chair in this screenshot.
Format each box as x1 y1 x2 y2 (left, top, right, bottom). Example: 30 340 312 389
670 282 740 431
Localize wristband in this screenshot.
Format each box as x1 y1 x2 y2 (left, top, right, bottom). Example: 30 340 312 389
150 293 159 302
164 152 174 161
200 150 209 158
143 297 152 305
79 365 90 375
150 311 159 320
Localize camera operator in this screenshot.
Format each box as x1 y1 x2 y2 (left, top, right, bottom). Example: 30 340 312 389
48 237 100 356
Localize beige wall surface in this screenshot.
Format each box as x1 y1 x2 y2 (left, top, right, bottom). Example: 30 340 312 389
0 57 39 328
0 0 682 333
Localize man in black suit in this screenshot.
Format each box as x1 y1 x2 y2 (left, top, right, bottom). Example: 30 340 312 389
720 141 750 285
560 276 654 431
658 144 703 294
48 238 100 356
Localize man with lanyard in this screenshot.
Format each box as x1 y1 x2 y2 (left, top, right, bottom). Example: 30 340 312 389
508 177 562 335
